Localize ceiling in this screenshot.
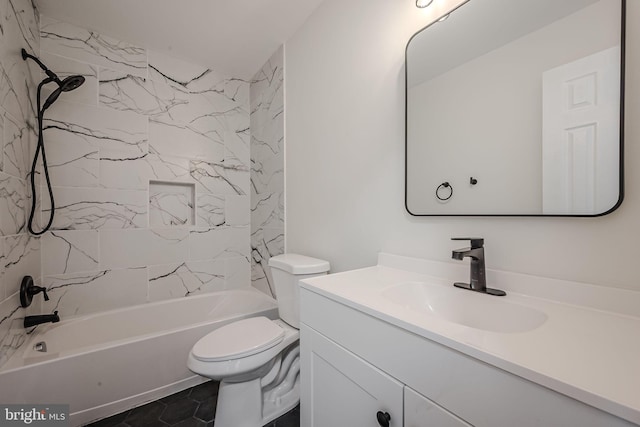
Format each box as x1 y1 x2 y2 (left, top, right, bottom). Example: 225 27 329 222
34 0 325 80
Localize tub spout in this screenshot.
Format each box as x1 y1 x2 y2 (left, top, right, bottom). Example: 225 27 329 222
24 311 60 328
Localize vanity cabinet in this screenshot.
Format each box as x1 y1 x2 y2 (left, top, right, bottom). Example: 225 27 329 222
301 324 471 427
299 287 637 427
300 324 404 426
405 387 472 427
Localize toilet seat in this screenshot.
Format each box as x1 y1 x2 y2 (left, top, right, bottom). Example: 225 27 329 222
192 317 284 362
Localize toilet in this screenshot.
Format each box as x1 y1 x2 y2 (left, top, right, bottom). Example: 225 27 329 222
187 253 330 427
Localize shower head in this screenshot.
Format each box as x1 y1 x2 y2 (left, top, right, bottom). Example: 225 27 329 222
22 48 86 110
42 75 85 110
60 75 85 92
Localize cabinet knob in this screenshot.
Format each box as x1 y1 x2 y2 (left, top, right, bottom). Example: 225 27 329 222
376 411 391 427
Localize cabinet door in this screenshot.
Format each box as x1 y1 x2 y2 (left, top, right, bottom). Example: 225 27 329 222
405 387 473 427
300 324 403 427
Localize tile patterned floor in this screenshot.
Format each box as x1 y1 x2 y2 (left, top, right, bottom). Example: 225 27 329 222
86 381 299 427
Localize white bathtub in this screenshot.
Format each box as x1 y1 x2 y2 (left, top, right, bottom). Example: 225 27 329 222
0 289 278 426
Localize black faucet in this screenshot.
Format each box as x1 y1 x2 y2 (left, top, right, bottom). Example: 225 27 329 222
24 311 60 328
451 238 506 296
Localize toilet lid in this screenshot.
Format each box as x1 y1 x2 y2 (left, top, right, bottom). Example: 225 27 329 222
192 317 285 362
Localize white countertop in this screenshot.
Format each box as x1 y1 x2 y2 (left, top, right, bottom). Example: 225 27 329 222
299 253 640 425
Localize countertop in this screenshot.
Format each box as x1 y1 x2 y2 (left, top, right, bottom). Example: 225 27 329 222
299 253 640 425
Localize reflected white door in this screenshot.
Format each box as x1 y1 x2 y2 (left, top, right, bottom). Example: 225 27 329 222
542 46 620 214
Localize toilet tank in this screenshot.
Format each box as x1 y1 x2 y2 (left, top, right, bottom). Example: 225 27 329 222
268 254 330 328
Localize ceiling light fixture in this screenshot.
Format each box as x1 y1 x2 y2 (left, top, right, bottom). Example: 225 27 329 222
438 14 450 21
416 0 434 8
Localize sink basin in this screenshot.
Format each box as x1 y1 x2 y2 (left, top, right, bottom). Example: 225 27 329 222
380 282 547 333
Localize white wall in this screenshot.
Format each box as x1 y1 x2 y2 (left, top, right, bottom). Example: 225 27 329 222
285 0 640 291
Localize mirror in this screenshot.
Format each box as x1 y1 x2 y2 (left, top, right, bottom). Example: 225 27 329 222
405 0 625 216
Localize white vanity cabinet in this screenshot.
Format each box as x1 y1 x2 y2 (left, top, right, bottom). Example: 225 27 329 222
300 324 404 426
301 323 471 427
299 287 637 427
405 387 472 427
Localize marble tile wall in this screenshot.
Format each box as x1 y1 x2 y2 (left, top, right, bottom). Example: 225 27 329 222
250 47 285 297
33 15 254 321
0 0 41 367
0 10 284 369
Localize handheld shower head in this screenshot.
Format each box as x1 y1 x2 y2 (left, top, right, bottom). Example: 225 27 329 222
42 75 86 110
60 75 85 92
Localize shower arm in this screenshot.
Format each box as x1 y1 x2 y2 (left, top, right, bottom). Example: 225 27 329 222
21 48 61 84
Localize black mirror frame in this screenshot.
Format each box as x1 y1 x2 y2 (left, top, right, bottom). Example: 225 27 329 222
404 0 626 217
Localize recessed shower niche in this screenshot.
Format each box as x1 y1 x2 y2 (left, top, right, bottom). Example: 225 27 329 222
149 181 196 227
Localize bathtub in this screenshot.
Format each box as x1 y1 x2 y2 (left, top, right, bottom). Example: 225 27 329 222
0 289 278 426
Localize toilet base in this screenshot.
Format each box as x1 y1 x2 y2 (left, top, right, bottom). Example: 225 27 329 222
214 373 300 427
213 346 300 427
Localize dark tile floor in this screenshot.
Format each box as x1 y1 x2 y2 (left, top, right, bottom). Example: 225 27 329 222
86 381 299 427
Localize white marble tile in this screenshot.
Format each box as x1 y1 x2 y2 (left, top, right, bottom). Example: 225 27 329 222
149 50 249 105
0 235 4 299
250 139 284 195
144 148 193 182
3 111 31 180
149 118 223 161
149 181 195 227
99 149 148 190
41 230 99 276
100 228 189 270
100 149 199 191
43 187 147 230
250 46 283 104
2 233 40 298
149 50 249 124
225 129 250 170
148 259 225 302
0 172 26 236
189 226 249 262
251 191 284 232
225 256 251 290
0 293 29 368
40 16 147 78
42 268 148 317
225 148 250 195
263 227 285 259
226 195 249 226
39 52 98 107
0 110 4 172
148 50 209 87
191 159 248 196
100 66 247 147
45 99 148 156
100 69 193 123
250 46 284 196
0 0 39 125
44 126 99 188
195 194 225 228
98 68 184 120
250 227 284 298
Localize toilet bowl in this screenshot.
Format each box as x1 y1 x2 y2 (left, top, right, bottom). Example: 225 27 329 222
187 254 330 427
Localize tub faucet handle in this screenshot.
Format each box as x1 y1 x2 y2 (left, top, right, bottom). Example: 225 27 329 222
20 276 50 307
